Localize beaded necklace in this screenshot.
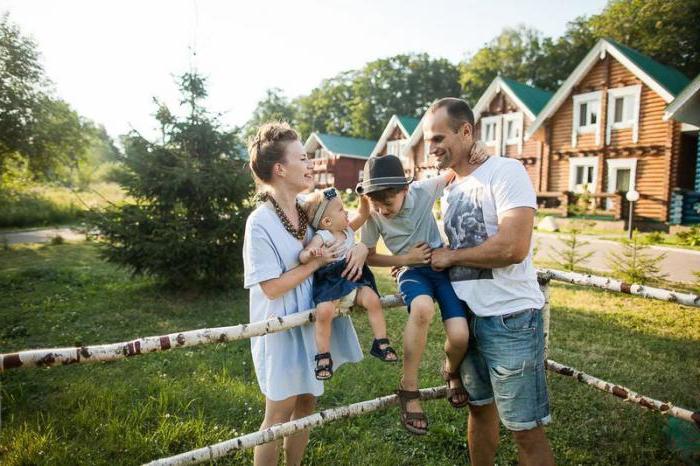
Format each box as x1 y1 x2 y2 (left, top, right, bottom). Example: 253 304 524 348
261 192 308 240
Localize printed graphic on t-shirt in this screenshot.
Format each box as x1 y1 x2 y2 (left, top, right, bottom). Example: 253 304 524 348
444 186 493 281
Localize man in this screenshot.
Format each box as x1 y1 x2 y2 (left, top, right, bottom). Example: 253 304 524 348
425 97 555 466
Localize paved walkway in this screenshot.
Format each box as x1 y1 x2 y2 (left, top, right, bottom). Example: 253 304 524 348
0 227 85 245
2 227 698 283
534 232 700 283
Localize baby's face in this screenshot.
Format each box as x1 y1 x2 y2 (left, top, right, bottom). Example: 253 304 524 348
322 197 349 231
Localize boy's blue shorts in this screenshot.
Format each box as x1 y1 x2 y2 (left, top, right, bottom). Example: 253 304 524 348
397 266 467 321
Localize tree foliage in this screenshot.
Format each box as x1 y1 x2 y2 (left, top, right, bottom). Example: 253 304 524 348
0 13 108 183
91 72 253 289
294 54 461 140
244 88 297 142
459 1 699 105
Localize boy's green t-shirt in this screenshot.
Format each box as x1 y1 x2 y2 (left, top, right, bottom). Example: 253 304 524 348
361 176 447 256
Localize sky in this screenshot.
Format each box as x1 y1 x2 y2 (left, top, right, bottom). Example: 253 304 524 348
1 0 608 139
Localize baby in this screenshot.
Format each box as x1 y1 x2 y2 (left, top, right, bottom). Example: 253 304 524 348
300 188 397 380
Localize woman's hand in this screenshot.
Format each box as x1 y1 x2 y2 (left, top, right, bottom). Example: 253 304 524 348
342 242 368 281
314 241 344 268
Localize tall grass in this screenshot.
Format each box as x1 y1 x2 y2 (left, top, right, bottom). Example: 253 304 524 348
0 182 127 228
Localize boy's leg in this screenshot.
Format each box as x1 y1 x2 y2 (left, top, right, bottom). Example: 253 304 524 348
401 294 435 429
443 317 469 405
314 301 336 378
443 317 469 373
432 269 470 404
355 286 397 360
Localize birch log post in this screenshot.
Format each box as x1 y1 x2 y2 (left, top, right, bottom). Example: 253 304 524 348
537 269 700 308
0 293 404 372
546 359 700 427
144 386 447 466
537 276 551 358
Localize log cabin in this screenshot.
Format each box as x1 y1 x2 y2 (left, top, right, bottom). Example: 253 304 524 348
526 38 694 223
369 114 420 177
472 76 553 190
303 132 377 190
664 73 700 224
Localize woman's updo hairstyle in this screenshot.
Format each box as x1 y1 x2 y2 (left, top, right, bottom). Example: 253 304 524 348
248 122 299 184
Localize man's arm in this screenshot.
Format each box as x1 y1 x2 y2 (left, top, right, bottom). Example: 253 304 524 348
366 242 432 267
431 207 534 270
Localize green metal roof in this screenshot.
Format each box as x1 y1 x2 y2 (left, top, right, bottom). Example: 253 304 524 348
396 115 420 135
315 133 377 158
501 78 553 116
606 38 690 97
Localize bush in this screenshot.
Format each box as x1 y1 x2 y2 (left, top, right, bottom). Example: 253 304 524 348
675 226 700 247
90 72 254 289
641 231 665 245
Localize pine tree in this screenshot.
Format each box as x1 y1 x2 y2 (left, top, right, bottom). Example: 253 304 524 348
549 223 594 272
607 231 667 284
91 72 253 289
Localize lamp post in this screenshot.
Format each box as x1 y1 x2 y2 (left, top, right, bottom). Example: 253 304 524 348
626 189 640 240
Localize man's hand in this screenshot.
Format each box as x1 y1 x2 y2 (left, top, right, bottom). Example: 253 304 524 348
403 242 432 266
430 247 453 271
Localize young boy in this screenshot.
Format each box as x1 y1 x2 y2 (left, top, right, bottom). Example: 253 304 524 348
356 154 469 435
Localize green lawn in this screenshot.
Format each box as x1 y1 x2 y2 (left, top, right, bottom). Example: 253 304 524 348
1 242 698 465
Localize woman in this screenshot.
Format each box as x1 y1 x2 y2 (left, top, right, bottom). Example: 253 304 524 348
243 122 366 465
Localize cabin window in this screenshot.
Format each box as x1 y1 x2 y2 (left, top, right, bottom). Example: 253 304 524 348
571 91 603 147
484 122 496 142
606 85 642 144
502 112 524 154
568 157 599 193
481 115 501 154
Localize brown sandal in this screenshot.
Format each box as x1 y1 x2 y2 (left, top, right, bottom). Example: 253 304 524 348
442 362 469 408
395 388 429 435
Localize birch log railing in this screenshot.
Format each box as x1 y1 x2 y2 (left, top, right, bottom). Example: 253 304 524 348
146 359 700 466
4 270 697 372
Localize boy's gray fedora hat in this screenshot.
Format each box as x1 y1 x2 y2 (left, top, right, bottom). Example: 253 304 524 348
355 154 413 195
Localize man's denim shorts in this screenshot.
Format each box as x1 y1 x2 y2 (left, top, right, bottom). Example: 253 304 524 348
460 306 551 431
397 266 468 321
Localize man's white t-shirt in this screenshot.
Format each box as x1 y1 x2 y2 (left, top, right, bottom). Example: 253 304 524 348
441 156 544 317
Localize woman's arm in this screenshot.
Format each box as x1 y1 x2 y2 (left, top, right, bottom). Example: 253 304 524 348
349 195 370 231
261 241 343 300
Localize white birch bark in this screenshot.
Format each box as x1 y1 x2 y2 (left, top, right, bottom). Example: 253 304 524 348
546 359 699 427
144 386 447 466
539 280 551 358
537 269 700 308
1 294 406 372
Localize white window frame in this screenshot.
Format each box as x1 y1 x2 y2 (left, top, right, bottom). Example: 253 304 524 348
502 112 524 155
568 156 599 193
481 115 502 156
605 158 637 210
572 91 603 147
606 85 642 144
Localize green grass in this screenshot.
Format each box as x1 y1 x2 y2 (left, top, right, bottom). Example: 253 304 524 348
1 243 699 465
0 182 128 229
